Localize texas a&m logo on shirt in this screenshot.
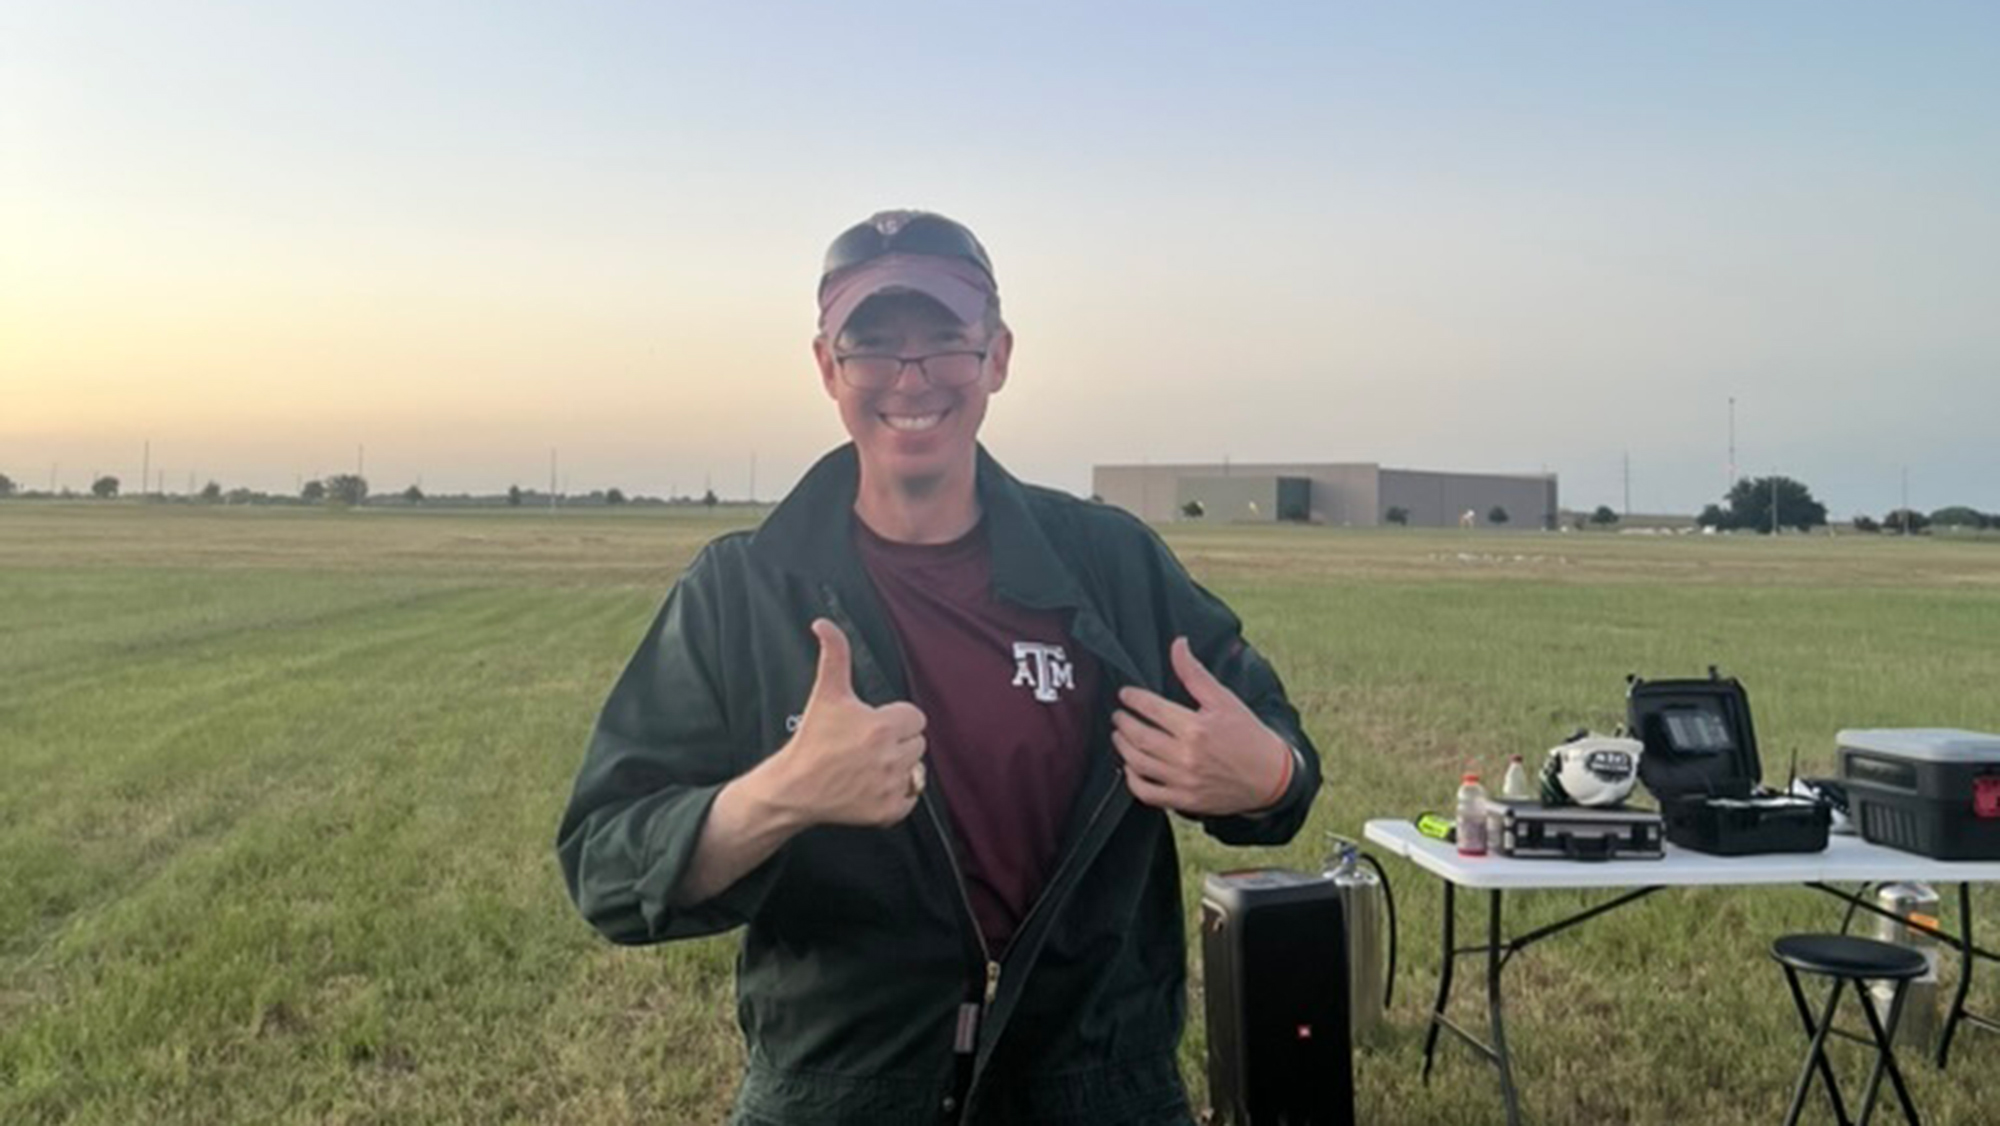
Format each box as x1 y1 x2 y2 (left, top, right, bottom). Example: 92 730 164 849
1010 642 1075 703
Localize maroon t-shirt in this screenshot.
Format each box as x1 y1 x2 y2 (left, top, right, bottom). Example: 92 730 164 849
855 519 1099 954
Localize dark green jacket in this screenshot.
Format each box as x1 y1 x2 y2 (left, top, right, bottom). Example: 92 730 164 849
557 445 1320 1125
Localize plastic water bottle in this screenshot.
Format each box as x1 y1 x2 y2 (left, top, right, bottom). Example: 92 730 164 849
1501 755 1532 801
1456 772 1489 856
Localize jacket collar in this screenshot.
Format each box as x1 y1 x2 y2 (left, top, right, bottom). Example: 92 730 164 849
749 443 1089 612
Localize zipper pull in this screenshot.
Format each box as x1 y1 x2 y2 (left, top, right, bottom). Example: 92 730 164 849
984 960 1001 1006
954 1003 979 1055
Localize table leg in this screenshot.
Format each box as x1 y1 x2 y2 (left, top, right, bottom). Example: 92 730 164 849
1938 880 1974 1069
1422 880 1456 1084
1487 889 1524 1126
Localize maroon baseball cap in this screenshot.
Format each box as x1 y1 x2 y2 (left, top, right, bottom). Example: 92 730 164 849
817 210 998 340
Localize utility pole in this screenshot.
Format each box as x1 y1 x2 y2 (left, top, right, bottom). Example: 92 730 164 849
142 440 151 498
1727 397 1736 493
549 449 559 511
357 443 365 478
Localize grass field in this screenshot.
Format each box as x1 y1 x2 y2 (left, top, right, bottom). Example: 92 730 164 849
2 502 1996 1124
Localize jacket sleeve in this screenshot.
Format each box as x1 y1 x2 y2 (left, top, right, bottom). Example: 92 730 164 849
1134 527 1322 847
554 545 784 944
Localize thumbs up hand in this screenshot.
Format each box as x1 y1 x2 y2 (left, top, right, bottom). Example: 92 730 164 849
772 619 929 828
1111 637 1293 816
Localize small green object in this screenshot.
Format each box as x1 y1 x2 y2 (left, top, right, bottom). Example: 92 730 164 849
1416 813 1455 842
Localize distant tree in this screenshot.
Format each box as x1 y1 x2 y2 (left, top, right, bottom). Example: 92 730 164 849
1697 503 1728 529
1590 505 1619 527
1929 506 1985 530
507 484 523 507
1384 505 1410 526
1719 475 1827 534
92 475 120 499
322 474 368 506
227 487 257 505
401 484 424 505
702 488 719 508
1851 515 1882 534
1487 505 1510 525
605 487 627 506
301 479 326 502
1883 508 1930 535
1181 500 1205 519
0 472 15 498
199 480 223 503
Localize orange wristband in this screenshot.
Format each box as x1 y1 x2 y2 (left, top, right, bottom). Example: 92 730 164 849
1258 743 1295 809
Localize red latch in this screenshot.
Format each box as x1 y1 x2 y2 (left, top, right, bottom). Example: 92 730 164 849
1974 777 2000 820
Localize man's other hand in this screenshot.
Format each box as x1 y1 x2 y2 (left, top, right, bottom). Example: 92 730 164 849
1112 637 1290 816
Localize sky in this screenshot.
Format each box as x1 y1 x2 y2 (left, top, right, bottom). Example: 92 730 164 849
4 1 1996 516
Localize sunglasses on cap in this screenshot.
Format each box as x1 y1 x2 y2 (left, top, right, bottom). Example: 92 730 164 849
820 211 996 292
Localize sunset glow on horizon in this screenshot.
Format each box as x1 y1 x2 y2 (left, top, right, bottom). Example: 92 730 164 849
7 2 1996 514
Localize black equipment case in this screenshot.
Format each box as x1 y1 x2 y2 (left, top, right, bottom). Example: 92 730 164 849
1628 669 1830 855
1839 728 2000 860
1498 801 1664 861
1200 869 1355 1126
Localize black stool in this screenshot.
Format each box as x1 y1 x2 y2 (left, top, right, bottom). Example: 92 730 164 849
1771 934 1926 1126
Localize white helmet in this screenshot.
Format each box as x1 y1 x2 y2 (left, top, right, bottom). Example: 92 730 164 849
1539 734 1644 807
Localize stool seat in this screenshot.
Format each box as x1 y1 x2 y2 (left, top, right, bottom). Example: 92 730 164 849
1772 934 1927 980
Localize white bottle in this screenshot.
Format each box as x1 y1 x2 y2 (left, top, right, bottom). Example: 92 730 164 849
1502 755 1532 801
1456 772 1489 856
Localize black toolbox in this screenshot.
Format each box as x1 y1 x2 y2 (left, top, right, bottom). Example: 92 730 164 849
1498 802 1664 861
1838 728 2000 860
1628 668 1830 855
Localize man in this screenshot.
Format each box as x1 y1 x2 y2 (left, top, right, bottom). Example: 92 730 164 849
557 210 1320 1125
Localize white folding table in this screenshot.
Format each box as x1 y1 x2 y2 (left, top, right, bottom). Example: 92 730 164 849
1364 818 2000 1126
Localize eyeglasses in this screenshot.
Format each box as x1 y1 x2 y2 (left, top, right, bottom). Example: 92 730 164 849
821 212 995 290
832 349 988 390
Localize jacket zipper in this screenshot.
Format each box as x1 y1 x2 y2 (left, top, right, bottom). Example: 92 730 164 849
821 586 998 1054
921 787 1000 1052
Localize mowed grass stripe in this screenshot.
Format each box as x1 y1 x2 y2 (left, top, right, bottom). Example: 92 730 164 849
0 581 661 1124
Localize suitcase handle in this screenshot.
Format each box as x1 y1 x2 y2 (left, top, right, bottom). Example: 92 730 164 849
1562 832 1618 862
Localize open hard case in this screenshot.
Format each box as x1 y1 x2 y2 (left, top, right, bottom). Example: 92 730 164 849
1628 668 1830 855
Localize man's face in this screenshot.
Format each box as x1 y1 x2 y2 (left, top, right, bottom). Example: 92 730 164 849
814 291 1011 492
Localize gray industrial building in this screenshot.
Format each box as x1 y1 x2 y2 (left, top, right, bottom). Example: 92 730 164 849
1092 462 1559 529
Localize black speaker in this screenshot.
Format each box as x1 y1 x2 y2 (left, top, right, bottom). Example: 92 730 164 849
1201 868 1354 1126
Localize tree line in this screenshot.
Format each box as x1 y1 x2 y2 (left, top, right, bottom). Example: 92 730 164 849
0 471 724 509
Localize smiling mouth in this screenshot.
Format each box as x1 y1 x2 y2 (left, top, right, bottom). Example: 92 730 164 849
881 411 946 432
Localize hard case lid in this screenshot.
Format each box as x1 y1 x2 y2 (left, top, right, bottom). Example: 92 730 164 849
1628 668 1763 801
1836 728 2000 765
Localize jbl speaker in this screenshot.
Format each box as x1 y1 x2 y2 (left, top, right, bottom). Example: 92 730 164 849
1201 869 1354 1126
